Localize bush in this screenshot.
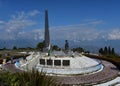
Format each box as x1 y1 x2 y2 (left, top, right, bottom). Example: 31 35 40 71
0 69 59 86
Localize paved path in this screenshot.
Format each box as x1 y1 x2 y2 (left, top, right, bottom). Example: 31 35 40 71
52 61 119 85
3 63 23 73
94 77 120 86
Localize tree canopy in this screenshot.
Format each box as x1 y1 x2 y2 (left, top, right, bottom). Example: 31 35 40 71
52 45 61 51
36 41 45 51
99 46 116 56
72 47 84 53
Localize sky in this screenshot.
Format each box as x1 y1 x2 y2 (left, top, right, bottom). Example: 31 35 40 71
0 0 120 50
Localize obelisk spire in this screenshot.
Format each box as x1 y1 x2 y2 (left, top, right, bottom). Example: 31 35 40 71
44 10 50 51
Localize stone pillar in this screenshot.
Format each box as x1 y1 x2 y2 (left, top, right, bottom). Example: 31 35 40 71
45 59 47 67
44 10 50 51
53 59 54 67
61 60 63 68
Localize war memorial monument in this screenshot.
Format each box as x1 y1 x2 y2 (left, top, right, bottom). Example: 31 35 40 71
13 10 119 85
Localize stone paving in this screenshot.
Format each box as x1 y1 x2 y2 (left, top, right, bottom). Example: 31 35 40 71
3 63 23 73
52 61 119 85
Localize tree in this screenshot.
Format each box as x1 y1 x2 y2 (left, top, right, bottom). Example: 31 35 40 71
36 41 45 51
85 51 90 54
3 47 6 50
52 45 60 51
25 47 34 50
65 40 69 50
13 46 17 50
108 46 111 54
111 48 115 55
72 47 84 53
104 46 108 55
99 48 104 55
99 46 116 56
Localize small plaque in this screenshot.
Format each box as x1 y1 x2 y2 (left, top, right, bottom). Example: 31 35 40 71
40 59 45 65
47 59 53 65
54 60 61 66
63 60 70 66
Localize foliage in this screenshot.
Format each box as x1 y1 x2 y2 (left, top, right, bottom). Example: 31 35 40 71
0 69 58 86
99 46 116 56
3 47 6 50
13 46 17 50
72 47 84 53
36 41 45 51
52 45 61 51
0 71 18 86
26 47 34 50
85 46 120 69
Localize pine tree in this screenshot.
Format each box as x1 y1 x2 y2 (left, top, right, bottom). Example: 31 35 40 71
99 48 104 54
104 46 107 55
111 48 115 55
108 46 111 54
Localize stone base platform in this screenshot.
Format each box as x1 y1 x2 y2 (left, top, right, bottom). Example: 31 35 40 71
52 60 119 85
3 60 119 85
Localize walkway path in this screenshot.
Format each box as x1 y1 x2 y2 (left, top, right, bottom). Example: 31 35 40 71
94 76 120 86
3 63 23 73
52 61 119 85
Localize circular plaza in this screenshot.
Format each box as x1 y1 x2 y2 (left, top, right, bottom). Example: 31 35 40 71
2 51 119 85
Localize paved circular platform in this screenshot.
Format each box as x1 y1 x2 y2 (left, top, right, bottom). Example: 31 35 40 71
52 60 119 85
3 60 119 85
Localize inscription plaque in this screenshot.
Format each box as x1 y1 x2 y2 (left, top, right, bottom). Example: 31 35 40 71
63 60 70 66
40 59 45 65
54 60 61 66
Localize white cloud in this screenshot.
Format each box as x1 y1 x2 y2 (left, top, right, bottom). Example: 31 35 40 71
0 10 42 40
28 10 42 16
83 19 96 22
90 20 104 25
0 12 120 44
0 20 4 24
28 20 118 42
6 19 35 32
108 29 120 40
33 29 44 40
6 11 37 32
21 23 99 42
11 10 41 19
49 25 101 41
82 19 104 27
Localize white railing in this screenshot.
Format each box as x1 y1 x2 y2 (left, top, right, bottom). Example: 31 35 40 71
20 52 40 71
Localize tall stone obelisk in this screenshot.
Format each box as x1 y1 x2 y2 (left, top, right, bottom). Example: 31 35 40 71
44 10 50 52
